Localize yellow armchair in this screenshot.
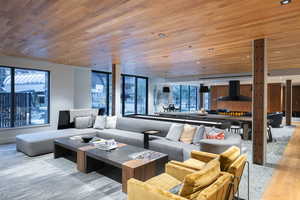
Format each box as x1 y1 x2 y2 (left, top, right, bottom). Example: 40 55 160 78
127 159 233 200
169 146 248 200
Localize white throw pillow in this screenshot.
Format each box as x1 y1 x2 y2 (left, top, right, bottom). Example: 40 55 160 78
105 116 117 129
75 116 91 129
93 116 106 130
166 123 184 141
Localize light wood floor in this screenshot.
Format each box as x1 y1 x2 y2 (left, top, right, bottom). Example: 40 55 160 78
262 123 300 200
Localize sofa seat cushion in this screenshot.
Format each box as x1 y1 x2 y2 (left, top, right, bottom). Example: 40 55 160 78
183 159 206 170
149 137 184 161
96 129 144 147
146 173 181 191
16 129 97 156
199 133 241 154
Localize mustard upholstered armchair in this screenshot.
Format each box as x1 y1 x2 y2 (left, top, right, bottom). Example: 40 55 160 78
168 146 248 200
127 159 233 200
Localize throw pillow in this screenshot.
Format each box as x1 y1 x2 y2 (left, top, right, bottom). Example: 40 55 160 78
75 116 91 129
180 124 197 144
206 132 225 140
93 116 106 130
192 125 205 144
105 116 117 129
166 123 184 141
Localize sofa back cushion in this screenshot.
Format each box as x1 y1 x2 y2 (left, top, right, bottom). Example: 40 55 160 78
116 117 172 137
75 116 92 129
179 159 220 197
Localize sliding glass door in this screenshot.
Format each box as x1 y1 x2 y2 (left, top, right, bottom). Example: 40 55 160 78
91 71 109 115
137 78 147 114
122 75 148 115
123 76 136 115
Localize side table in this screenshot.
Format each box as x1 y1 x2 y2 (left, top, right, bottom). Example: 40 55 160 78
142 130 160 149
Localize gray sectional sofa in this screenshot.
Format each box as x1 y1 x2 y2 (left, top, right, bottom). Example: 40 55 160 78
16 116 242 161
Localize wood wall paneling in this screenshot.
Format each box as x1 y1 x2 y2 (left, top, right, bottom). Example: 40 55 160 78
210 83 282 113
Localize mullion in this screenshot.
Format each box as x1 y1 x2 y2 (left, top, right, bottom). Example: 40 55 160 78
135 77 138 114
106 73 110 115
10 68 15 128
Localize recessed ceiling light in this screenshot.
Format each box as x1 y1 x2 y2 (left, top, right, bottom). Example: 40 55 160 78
158 33 167 38
208 48 214 51
280 0 291 5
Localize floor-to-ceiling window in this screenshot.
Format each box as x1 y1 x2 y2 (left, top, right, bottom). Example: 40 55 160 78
0 66 50 128
0 67 12 128
123 76 136 115
91 71 110 115
170 85 198 112
181 85 189 112
171 85 181 109
91 71 148 116
137 78 147 114
189 86 198 111
122 75 148 115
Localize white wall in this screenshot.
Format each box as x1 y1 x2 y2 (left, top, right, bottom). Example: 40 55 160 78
74 67 92 109
0 55 91 144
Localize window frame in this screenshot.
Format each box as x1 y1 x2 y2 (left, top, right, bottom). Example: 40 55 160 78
121 74 148 116
91 70 111 115
91 71 149 116
171 85 198 112
0 65 50 128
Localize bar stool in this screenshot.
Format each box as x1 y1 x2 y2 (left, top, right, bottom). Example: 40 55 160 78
230 121 243 135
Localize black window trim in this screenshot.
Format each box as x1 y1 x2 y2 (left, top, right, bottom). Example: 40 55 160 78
0 65 50 128
91 70 149 116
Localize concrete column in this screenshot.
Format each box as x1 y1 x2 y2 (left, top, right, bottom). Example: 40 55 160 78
252 38 267 165
112 64 121 116
285 80 292 126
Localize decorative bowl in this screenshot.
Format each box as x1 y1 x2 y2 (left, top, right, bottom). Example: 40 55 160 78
81 136 93 143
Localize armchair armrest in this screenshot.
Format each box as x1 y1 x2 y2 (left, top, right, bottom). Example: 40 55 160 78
128 178 187 200
166 161 196 182
191 150 219 162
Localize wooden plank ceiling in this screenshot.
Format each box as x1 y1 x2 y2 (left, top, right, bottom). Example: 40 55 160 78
0 0 300 77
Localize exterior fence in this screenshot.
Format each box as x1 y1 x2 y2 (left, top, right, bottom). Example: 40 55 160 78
0 92 32 128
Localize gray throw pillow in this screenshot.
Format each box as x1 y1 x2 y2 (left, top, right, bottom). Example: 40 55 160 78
193 125 205 144
75 116 91 129
169 184 182 195
166 123 184 141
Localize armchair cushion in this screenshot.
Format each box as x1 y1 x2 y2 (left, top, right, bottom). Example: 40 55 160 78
128 179 187 200
219 146 240 171
146 173 182 191
179 159 220 197
197 172 233 200
166 161 197 182
183 159 206 170
191 151 219 163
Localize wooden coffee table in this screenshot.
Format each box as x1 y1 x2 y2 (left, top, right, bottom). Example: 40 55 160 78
54 136 168 193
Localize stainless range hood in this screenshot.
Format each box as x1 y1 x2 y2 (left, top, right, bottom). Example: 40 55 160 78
218 80 252 101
